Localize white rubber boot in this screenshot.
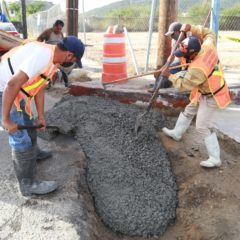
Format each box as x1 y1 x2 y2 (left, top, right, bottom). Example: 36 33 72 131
162 112 192 141
200 133 221 168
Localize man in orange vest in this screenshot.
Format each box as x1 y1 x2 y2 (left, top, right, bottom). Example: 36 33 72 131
0 36 85 196
149 22 216 92
160 36 231 168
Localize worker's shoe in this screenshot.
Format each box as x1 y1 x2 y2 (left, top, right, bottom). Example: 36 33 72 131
162 112 192 141
12 148 58 196
200 133 221 168
21 179 58 196
36 148 53 161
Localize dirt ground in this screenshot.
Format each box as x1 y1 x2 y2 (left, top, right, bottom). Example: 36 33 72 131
158 123 240 240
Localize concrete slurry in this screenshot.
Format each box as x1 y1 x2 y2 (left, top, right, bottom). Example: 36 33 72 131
42 95 177 236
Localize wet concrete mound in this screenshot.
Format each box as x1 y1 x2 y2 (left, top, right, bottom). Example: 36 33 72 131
42 96 177 236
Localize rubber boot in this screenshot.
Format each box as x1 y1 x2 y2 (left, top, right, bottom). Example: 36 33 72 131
12 148 58 196
162 112 192 141
200 133 222 168
36 148 53 161
27 128 52 161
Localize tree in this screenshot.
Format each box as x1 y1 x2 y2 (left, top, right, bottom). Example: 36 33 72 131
8 1 46 22
222 3 240 16
26 2 45 15
186 3 211 25
8 2 21 22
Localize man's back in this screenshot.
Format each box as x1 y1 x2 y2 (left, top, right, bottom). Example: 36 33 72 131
0 13 8 23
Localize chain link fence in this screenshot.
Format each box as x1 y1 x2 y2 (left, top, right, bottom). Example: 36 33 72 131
27 0 240 72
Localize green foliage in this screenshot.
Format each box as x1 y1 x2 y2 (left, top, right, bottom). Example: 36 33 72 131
188 3 211 18
222 3 240 16
8 2 45 22
8 2 21 21
105 4 152 18
26 2 45 15
186 3 211 25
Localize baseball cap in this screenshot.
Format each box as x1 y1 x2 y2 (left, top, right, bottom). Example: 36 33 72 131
174 36 201 57
61 36 85 64
165 22 182 36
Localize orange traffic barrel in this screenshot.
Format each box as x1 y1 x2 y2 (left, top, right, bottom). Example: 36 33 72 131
102 26 127 83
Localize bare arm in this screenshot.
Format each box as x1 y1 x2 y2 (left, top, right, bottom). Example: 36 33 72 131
34 89 46 128
37 29 51 42
2 70 29 133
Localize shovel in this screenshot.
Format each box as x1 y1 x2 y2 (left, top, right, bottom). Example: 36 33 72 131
134 31 185 134
17 124 59 131
134 75 167 134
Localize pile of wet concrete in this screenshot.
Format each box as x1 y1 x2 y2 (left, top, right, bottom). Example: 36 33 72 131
41 95 177 236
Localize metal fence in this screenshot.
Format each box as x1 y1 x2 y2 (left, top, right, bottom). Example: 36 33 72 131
26 0 240 72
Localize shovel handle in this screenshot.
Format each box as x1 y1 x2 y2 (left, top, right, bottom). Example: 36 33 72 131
17 124 43 130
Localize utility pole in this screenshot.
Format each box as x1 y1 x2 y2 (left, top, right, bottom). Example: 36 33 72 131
21 0 27 39
66 0 79 36
210 0 220 40
156 0 177 69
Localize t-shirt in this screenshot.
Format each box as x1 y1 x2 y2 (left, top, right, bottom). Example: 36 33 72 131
0 42 54 92
0 13 8 22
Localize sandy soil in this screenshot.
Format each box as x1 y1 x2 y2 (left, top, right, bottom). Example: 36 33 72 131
158 122 240 240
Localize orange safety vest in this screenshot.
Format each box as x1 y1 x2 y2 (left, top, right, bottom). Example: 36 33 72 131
189 44 231 109
2 41 58 119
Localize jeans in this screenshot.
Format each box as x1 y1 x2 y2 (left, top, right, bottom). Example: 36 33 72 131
0 92 33 151
170 59 182 74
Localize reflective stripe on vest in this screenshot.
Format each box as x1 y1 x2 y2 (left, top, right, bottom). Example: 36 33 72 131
6 41 58 118
189 44 231 108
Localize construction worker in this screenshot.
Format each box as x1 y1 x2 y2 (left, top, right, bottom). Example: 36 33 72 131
0 36 85 196
149 21 216 92
160 36 231 168
37 19 64 44
37 20 79 88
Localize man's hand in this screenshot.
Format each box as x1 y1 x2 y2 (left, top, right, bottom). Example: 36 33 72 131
2 120 18 133
161 66 170 78
180 24 191 32
37 116 46 129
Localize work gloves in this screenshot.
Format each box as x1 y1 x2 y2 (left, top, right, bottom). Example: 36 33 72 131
159 76 173 88
158 67 172 88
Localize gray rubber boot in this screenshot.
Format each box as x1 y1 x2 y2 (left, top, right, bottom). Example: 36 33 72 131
200 133 222 168
162 112 193 141
27 128 52 161
36 147 53 161
12 148 58 196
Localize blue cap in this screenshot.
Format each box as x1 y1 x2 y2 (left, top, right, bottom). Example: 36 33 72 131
61 36 85 65
174 36 201 57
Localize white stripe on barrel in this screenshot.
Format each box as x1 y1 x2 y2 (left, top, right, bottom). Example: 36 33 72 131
104 37 125 44
103 57 127 63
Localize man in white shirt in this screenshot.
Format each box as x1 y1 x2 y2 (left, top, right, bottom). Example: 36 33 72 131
0 36 85 196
